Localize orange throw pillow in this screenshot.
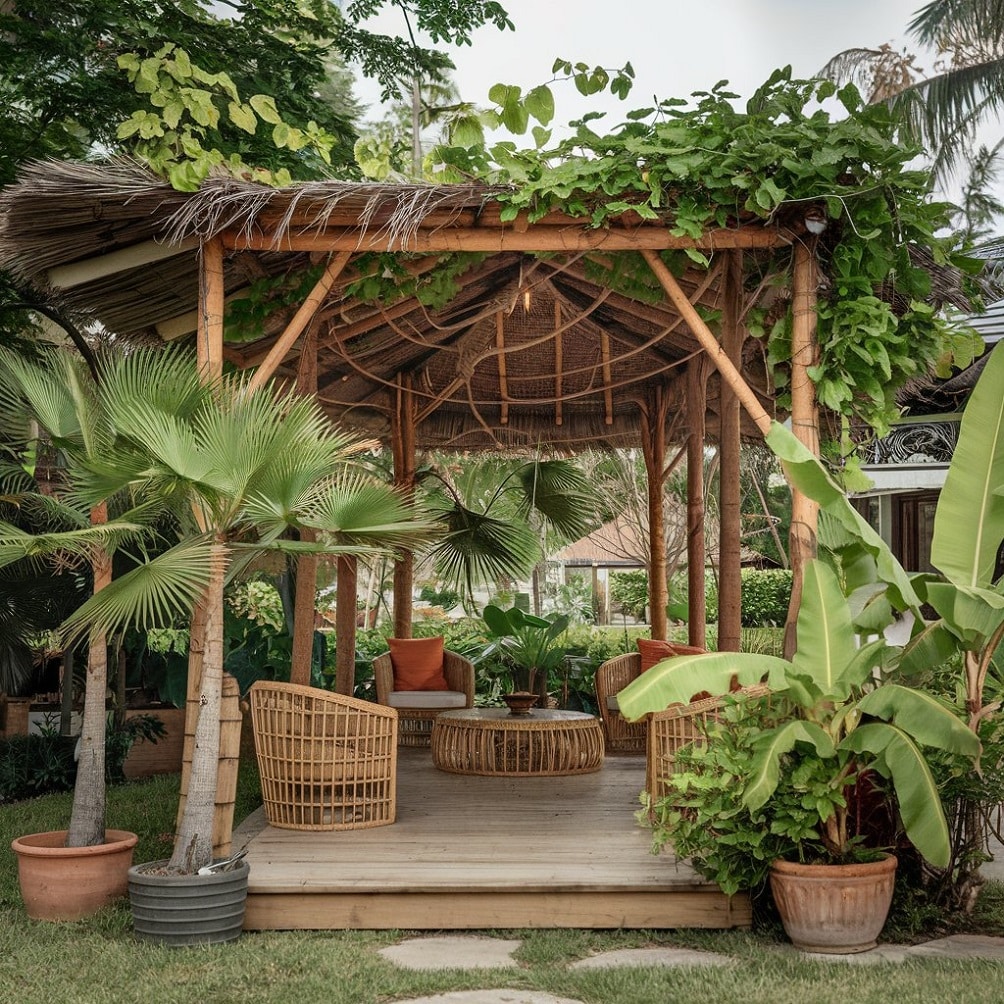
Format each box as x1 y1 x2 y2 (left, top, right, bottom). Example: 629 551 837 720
388 636 449 691
636 638 706 673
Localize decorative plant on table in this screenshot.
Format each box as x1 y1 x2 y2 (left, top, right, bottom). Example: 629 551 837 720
617 559 980 913
480 604 570 705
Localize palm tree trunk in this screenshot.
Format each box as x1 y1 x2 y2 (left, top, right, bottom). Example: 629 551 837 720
66 503 110 847
170 542 226 873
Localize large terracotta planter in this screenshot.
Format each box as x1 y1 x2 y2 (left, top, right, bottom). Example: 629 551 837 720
769 853 898 954
12 829 138 921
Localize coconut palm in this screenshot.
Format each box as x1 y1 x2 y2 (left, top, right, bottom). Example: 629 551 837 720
820 0 1004 184
0 345 432 871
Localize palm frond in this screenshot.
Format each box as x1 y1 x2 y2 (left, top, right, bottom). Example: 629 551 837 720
59 536 218 644
0 518 145 568
514 459 600 541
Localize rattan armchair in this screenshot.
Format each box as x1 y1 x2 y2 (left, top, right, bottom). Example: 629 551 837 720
645 684 771 802
595 652 648 753
372 649 475 747
249 681 398 831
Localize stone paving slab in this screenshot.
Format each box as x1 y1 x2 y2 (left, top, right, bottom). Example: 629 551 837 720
379 936 523 970
569 947 733 969
904 934 1004 959
395 994 584 1004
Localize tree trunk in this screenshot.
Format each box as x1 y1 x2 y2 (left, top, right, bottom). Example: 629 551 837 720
641 388 669 640
334 555 358 696
170 542 226 873
66 502 110 848
392 375 417 637
687 359 708 648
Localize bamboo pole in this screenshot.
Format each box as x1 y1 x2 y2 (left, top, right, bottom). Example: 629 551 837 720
641 250 772 436
290 321 320 686
334 555 358 695
247 251 352 392
197 237 225 382
687 359 708 648
496 311 509 425
554 301 563 426
640 387 670 641
600 330 614 426
392 374 418 639
784 239 821 658
718 250 744 652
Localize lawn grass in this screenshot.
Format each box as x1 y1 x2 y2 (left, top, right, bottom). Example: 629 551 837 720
3 766 1004 1004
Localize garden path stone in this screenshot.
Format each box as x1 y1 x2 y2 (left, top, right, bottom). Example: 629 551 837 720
393 994 584 1004
379 936 523 970
904 934 1004 959
569 947 733 969
792 945 911 964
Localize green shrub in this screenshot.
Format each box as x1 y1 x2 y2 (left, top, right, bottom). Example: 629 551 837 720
0 733 78 802
740 568 793 626
609 570 648 619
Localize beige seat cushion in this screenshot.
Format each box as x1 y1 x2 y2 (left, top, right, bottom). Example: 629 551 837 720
388 690 469 709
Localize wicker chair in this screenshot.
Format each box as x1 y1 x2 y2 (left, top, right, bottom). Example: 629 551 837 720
372 649 475 747
249 681 398 831
595 653 648 753
645 684 771 802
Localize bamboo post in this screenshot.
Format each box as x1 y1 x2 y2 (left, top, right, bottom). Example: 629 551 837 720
197 237 225 382
784 239 821 657
686 359 708 647
640 387 670 640
290 322 320 686
718 250 744 652
246 251 351 392
392 375 418 639
334 555 358 696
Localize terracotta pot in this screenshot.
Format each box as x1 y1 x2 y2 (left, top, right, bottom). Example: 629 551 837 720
769 853 897 954
12 829 138 921
501 691 538 716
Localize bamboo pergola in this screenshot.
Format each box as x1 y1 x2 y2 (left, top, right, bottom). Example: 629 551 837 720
0 160 821 688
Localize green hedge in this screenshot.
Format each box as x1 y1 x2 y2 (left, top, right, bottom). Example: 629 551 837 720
740 569 793 627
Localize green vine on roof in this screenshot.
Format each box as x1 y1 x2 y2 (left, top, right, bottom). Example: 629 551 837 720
421 66 986 435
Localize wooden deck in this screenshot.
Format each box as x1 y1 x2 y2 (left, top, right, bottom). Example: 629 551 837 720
234 749 751 931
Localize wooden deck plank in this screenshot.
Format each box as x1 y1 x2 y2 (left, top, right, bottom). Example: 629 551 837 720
236 748 749 930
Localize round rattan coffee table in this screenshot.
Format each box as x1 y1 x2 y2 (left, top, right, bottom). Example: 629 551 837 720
430 708 604 777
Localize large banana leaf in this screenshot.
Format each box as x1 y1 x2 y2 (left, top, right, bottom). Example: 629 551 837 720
616 651 789 721
925 580 1004 644
766 421 921 611
790 560 859 698
931 339 1004 588
743 720 835 812
841 722 952 867
855 684 981 756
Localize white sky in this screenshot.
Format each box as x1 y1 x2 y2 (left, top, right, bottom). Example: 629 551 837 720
353 0 922 125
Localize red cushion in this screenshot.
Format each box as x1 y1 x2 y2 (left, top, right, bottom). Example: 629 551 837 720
636 638 706 673
388 636 449 691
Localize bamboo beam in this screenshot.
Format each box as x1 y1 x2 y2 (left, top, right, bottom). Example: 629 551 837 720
246 251 352 392
784 239 821 658
600 330 614 426
392 375 418 639
223 226 790 255
640 249 772 436
47 236 200 289
686 359 708 647
717 250 744 653
197 237 225 381
554 301 563 426
290 321 320 687
641 387 670 641
496 311 510 425
334 555 358 696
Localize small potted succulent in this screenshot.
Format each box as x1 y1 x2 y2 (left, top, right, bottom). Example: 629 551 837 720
618 558 981 954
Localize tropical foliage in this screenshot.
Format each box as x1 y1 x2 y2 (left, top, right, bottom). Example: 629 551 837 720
480 604 570 697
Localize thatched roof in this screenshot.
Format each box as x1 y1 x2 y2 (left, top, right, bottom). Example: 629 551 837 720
0 159 795 449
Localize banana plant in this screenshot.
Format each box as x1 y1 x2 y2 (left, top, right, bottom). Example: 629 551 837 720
618 558 980 866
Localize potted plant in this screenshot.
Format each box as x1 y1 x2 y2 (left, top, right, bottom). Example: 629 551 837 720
480 604 570 712
617 558 981 954
2 346 432 940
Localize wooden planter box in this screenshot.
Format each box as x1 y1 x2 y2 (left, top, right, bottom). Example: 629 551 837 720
122 707 186 780
0 698 31 738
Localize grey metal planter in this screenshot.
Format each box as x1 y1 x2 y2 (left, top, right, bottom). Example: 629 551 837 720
128 859 249 947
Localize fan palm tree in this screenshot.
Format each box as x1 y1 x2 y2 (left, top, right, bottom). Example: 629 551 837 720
423 455 600 609
820 0 1004 185
0 346 432 871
